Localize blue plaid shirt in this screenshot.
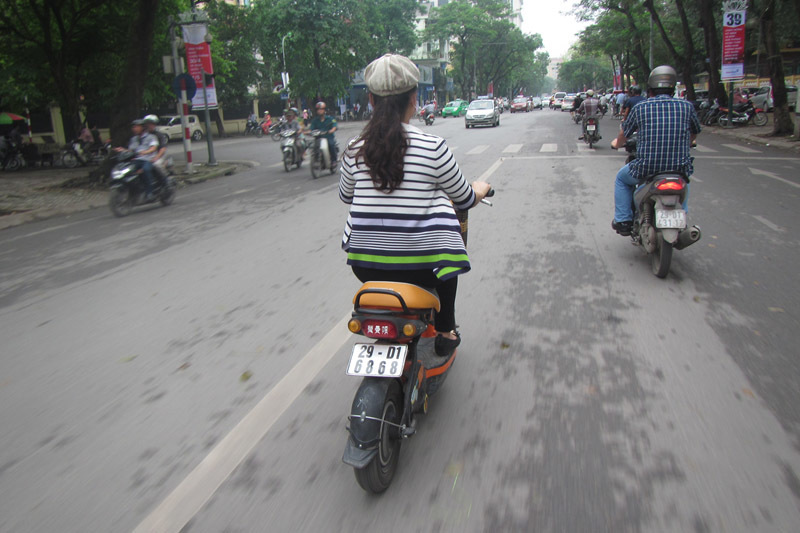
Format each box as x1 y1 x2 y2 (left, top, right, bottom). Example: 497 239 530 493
623 94 701 181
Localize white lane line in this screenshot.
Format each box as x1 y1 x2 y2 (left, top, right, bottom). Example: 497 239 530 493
539 143 558 153
221 188 254 198
478 158 504 182
749 167 800 189
691 177 703 183
576 144 594 151
268 162 283 168
752 215 785 233
1 217 103 244
502 144 523 153
693 144 717 153
722 143 761 153
133 313 352 533
466 145 489 155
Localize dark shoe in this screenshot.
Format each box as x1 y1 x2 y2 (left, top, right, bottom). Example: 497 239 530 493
578 136 584 140
612 219 633 236
435 331 461 357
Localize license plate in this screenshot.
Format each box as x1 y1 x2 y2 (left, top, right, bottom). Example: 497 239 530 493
587 125 596 131
347 344 407 377
655 209 687 229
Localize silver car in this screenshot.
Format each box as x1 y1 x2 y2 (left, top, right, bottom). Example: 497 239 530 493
465 100 500 128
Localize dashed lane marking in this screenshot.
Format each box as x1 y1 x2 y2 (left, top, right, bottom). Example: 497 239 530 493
693 144 717 152
466 145 489 155
502 144 523 153
722 143 761 153
752 215 785 233
539 143 558 152
748 167 800 189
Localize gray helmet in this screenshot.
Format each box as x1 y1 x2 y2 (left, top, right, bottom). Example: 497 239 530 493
131 119 145 126
648 65 677 90
143 114 159 124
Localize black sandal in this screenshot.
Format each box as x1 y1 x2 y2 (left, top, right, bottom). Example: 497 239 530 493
435 330 461 357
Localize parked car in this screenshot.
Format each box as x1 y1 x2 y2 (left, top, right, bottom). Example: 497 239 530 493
551 91 566 109
531 96 543 109
442 100 468 118
156 114 204 141
465 99 500 128
561 95 576 111
510 96 529 113
750 85 797 111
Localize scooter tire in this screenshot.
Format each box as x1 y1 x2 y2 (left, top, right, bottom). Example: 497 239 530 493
283 151 293 172
159 181 176 206
354 380 402 494
271 131 281 142
62 152 79 168
109 186 133 217
753 112 767 127
651 236 673 278
717 115 728 127
4 155 22 171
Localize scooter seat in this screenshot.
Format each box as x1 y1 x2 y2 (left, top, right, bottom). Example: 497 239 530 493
354 282 440 312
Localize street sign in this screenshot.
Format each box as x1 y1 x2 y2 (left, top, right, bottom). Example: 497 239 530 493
172 73 197 100
721 1 747 80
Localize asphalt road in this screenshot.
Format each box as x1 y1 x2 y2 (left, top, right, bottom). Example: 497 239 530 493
1 109 800 533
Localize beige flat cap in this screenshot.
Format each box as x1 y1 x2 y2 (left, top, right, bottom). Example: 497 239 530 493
364 54 419 96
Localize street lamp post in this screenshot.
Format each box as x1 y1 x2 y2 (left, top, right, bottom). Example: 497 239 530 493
281 33 292 107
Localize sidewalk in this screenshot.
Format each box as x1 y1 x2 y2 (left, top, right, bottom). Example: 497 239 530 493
0 160 244 231
704 112 800 153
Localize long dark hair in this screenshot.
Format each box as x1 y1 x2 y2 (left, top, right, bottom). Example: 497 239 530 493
352 87 416 193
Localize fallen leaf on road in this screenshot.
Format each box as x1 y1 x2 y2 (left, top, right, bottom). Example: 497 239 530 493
240 370 253 382
500 342 510 349
120 355 138 363
693 296 702 303
708 243 716 248
177 362 191 371
768 307 785 313
742 388 755 398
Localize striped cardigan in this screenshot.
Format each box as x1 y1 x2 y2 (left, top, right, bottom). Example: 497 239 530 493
339 123 476 280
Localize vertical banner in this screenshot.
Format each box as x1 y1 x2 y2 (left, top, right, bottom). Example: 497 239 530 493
182 23 218 109
487 81 494 98
721 8 746 81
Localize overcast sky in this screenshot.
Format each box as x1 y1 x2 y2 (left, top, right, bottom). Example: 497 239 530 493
521 0 590 59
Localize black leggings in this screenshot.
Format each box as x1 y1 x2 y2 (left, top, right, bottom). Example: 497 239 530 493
351 266 457 333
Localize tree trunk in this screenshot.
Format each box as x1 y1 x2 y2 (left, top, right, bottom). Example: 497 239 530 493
761 0 795 135
674 0 698 101
109 0 160 147
610 6 650 83
698 0 727 104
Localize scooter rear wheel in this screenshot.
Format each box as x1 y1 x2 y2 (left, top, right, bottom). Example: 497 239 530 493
283 151 293 172
651 236 673 278
753 112 767 127
354 380 402 494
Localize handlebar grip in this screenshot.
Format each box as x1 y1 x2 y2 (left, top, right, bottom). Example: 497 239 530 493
486 188 495 198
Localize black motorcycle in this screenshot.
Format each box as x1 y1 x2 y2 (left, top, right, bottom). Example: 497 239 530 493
244 118 262 137
621 136 701 277
108 152 176 217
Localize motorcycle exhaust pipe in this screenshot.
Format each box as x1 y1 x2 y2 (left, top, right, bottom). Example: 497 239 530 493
674 225 701 250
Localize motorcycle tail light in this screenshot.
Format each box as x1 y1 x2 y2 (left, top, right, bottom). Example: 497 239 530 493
656 179 685 191
362 320 398 339
348 319 362 333
588 119 597 125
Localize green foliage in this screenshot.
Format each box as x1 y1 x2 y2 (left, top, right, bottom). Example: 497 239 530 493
425 0 544 97
557 56 612 92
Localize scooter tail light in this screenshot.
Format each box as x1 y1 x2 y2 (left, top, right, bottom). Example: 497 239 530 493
348 319 362 333
361 320 398 339
656 179 685 191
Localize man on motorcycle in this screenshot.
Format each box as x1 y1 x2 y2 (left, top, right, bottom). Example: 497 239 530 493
115 119 158 200
143 115 169 183
310 101 338 163
621 85 645 121
422 100 435 123
577 89 601 141
284 107 305 158
610 65 701 236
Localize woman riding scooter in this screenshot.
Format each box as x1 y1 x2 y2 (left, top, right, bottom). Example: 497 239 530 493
339 53 491 356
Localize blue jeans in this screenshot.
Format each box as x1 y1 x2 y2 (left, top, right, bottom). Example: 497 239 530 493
133 160 154 196
614 163 689 222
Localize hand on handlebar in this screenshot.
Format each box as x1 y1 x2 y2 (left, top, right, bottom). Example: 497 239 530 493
472 180 492 206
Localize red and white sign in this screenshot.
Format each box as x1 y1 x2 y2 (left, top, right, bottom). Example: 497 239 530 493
182 23 218 109
721 10 746 80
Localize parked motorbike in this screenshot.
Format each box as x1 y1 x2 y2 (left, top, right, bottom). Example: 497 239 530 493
108 152 177 217
308 130 336 179
0 137 23 171
342 189 495 493
583 116 601 148
244 118 262 137
268 117 287 141
620 136 701 277
62 140 111 167
717 100 768 127
703 99 721 126
280 130 304 171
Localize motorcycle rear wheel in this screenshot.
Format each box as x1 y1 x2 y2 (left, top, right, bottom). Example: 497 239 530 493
354 380 402 494
62 152 79 168
109 186 133 217
159 182 176 206
753 112 768 127
283 151 293 172
4 155 22 171
651 236 673 278
717 115 729 127
271 131 281 142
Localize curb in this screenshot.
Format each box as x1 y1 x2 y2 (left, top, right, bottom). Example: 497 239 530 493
0 160 258 231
